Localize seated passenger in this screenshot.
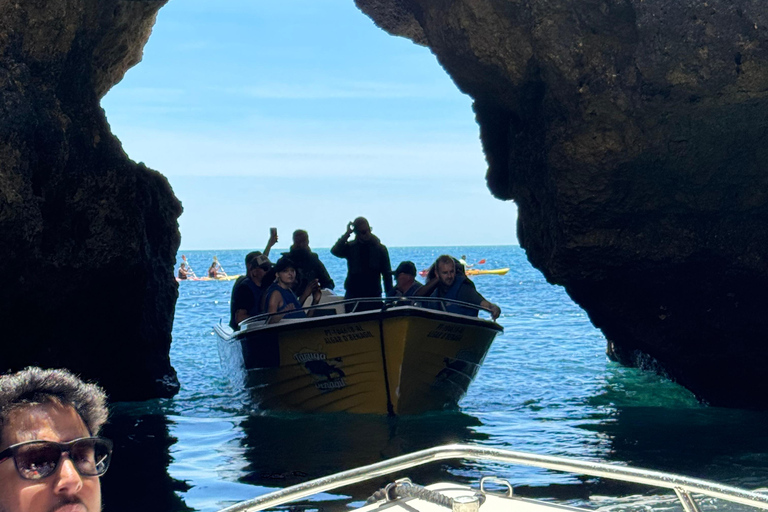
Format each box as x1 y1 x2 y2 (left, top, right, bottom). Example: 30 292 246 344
387 261 422 298
229 252 273 329
281 229 335 297
265 257 321 324
178 263 189 280
229 229 279 330
416 255 501 320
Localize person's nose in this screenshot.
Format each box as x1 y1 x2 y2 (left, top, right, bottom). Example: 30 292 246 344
54 455 84 495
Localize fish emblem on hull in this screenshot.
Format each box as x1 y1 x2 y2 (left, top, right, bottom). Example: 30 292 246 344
293 350 347 392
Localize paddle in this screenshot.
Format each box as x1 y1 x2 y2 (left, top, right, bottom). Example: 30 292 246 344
182 254 198 279
477 258 486 265
213 255 228 278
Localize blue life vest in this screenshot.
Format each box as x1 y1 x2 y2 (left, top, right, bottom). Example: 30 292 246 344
387 282 422 298
432 276 478 317
404 283 422 297
266 284 306 319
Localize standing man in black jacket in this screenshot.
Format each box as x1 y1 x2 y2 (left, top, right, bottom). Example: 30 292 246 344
282 229 335 297
331 217 392 311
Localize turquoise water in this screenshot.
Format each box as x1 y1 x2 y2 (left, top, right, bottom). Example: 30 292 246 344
102 246 768 511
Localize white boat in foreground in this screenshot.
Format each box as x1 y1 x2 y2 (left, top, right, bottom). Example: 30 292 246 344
216 444 768 512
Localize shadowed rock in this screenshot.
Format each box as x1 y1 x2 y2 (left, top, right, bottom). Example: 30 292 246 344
0 0 180 400
358 0 768 408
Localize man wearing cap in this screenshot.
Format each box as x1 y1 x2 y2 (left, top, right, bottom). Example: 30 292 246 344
229 230 278 329
387 261 422 298
0 366 113 512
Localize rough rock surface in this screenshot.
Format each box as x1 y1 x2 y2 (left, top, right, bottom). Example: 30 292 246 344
358 0 768 408
0 0 180 401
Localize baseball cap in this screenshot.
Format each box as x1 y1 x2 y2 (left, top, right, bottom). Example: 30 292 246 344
393 261 417 277
246 251 272 270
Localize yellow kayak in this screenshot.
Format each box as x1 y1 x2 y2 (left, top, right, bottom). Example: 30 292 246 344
177 274 241 282
465 267 509 276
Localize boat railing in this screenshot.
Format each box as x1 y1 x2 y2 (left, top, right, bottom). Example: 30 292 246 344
237 296 497 330
216 443 768 512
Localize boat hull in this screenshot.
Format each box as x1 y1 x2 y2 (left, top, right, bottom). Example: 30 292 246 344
217 306 502 415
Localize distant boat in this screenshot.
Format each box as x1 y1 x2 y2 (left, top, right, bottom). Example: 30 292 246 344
213 295 503 415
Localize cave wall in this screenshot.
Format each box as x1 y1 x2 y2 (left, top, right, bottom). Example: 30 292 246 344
5 0 768 408
0 0 180 400
357 0 768 407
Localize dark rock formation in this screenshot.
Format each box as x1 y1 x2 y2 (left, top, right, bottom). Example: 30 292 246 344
0 0 180 401
358 0 768 408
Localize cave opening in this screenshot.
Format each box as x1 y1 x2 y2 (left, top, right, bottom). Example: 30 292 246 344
100 0 516 251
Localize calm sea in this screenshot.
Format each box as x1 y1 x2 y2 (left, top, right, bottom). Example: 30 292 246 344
101 246 768 511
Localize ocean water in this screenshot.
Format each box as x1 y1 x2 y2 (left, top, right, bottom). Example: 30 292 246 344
101 246 768 511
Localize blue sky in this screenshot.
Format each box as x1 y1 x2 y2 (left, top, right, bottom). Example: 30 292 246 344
101 0 518 249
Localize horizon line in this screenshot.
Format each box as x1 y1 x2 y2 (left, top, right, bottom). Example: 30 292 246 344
177 243 521 252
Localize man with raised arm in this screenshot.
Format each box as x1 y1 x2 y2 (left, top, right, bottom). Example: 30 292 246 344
229 228 279 329
331 217 393 311
0 366 113 512
416 254 501 320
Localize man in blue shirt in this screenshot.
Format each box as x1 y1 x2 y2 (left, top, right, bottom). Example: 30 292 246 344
229 229 278 329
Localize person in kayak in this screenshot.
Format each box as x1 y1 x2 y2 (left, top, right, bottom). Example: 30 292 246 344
178 262 189 280
208 259 224 278
265 257 322 324
387 261 422 298
416 255 501 320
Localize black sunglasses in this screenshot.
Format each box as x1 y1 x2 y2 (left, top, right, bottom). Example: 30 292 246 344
0 437 113 480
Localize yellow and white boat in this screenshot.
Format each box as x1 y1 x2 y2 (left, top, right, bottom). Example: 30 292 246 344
213 297 503 415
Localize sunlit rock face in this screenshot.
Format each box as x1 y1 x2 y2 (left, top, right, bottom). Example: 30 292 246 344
358 0 768 408
0 0 180 400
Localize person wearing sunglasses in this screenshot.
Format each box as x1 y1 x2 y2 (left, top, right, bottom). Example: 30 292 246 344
0 367 111 512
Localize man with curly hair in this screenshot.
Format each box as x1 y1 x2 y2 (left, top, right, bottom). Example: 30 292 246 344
0 367 112 512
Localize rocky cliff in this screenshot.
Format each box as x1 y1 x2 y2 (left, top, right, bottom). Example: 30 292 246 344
357 0 768 407
0 0 180 401
5 0 768 408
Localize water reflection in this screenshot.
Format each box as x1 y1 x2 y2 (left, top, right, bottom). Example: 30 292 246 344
238 410 489 499
581 406 768 487
578 369 768 489
101 410 191 512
